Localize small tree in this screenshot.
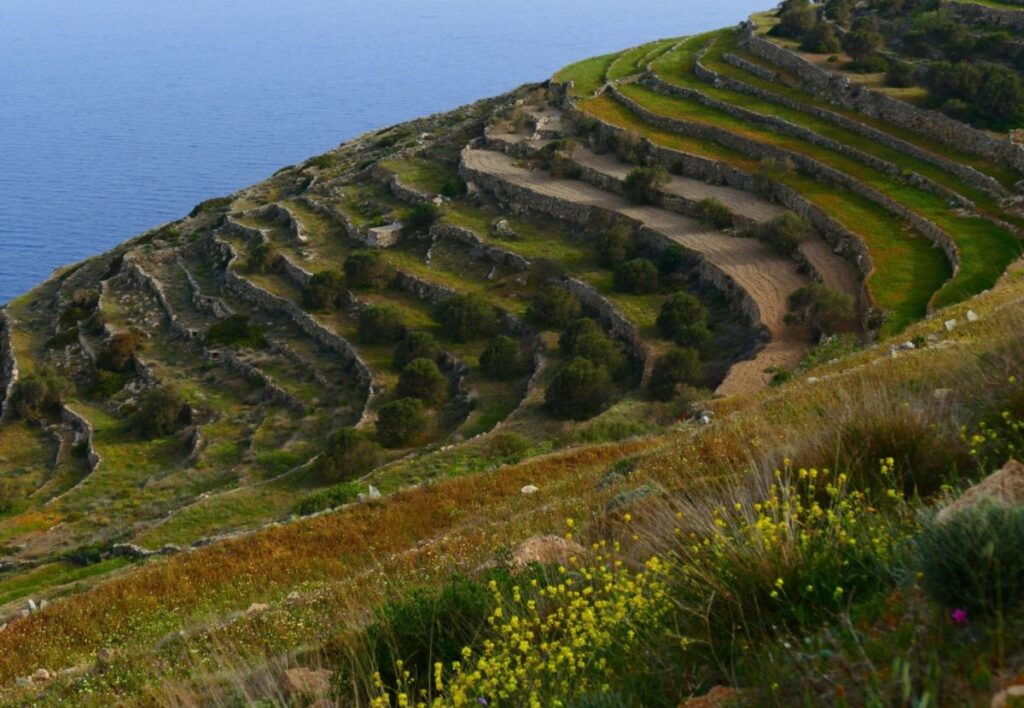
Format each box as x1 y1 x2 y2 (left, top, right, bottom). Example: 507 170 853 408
801 22 841 53
613 258 659 294
376 398 430 448
776 0 817 38
756 211 811 256
696 198 734 230
559 318 604 356
317 427 381 483
570 332 627 379
434 294 499 343
657 292 711 348
11 368 65 422
304 270 347 310
843 18 885 65
596 223 637 267
393 331 440 370
648 348 702 401
403 202 440 236
657 244 688 275
133 385 188 439
526 286 582 330
623 166 669 205
545 357 612 420
248 241 281 274
785 282 855 336
479 336 525 380
97 332 144 372
358 305 406 344
396 358 449 406
206 315 266 349
345 251 396 290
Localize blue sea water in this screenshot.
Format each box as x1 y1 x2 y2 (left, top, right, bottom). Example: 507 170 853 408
0 0 766 304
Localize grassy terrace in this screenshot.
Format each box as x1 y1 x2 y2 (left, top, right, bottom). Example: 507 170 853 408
580 94 948 332
378 156 458 195
643 35 1022 309
554 50 624 98
606 38 678 82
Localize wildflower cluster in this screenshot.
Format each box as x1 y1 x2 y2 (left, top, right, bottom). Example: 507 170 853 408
962 404 1023 472
371 540 672 707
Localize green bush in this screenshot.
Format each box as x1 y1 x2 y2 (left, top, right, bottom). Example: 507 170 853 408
613 258 659 294
205 315 267 349
842 17 885 65
696 198 734 230
393 331 440 370
545 357 613 420
358 305 406 344
403 202 440 235
623 166 669 205
801 21 841 53
247 241 281 274
133 385 188 439
485 432 532 461
775 0 817 38
559 318 603 356
344 251 396 290
11 368 65 422
596 223 637 267
919 504 1024 615
396 358 449 406
526 286 582 330
755 211 812 256
440 178 467 198
293 482 362 516
785 282 855 336
91 371 128 398
649 348 702 400
317 427 382 483
434 294 499 342
97 332 144 372
376 398 430 448
0 478 24 514
657 292 711 349
479 336 526 380
657 244 688 275
303 270 347 310
569 332 626 379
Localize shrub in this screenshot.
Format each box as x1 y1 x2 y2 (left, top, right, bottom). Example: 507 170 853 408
133 385 188 439
886 60 916 88
392 331 440 370
526 286 582 330
344 251 396 290
479 336 525 380
303 270 347 310
569 332 627 379
756 211 811 256
696 198 734 230
596 223 637 267
11 368 65 421
545 357 613 420
623 166 669 205
434 294 499 342
206 315 266 349
317 427 382 483
657 292 711 348
294 481 362 516
613 259 659 294
785 282 855 336
91 370 127 398
247 241 280 274
485 432 532 461
776 0 817 38
842 17 885 66
376 398 430 448
439 178 467 198
649 348 702 400
657 244 688 275
801 21 841 53
0 478 23 514
96 332 144 372
358 306 406 344
559 318 604 356
396 358 449 406
919 504 1024 615
403 202 440 235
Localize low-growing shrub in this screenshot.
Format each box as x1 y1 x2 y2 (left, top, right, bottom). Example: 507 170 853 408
345 251 396 290
303 270 347 310
657 244 688 275
559 318 603 356
613 258 659 294
247 241 281 274
358 306 406 344
479 336 525 380
801 21 842 53
545 357 613 420
0 478 23 514
403 202 440 235
132 385 189 439
596 223 637 267
97 332 144 372
206 315 266 349
11 368 65 422
695 197 734 230
317 427 382 483
623 166 669 205
785 282 855 336
294 482 362 516
657 292 711 349
439 178 467 198
392 331 440 370
526 286 582 330
569 332 627 379
376 398 430 448
754 211 812 256
396 358 449 406
484 432 532 461
433 294 499 342
648 348 702 400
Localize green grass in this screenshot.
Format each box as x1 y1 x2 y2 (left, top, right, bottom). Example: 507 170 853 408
606 38 679 82
0 558 130 607
380 157 459 195
554 51 623 98
581 93 948 333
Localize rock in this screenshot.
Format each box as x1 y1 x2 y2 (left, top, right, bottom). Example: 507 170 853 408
992 685 1024 708
38 599 47 610
698 410 713 425
491 218 517 239
520 484 539 495
32 668 51 682
286 591 301 602
681 685 743 707
0 623 6 633
97 647 117 668
246 603 269 615
900 341 916 351
367 485 381 499
806 377 820 384
14 677 30 687
938 460 1024 523
26 599 37 613
512 535 585 569
966 310 979 323
933 388 953 402
284 667 333 698
944 319 957 332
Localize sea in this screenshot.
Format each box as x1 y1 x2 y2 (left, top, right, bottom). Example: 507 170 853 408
0 0 767 304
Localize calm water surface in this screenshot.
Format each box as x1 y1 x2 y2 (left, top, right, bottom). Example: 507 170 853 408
0 0 766 303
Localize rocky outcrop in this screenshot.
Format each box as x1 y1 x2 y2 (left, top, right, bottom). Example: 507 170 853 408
428 223 530 272
0 310 19 422
743 23 1024 173
937 459 1024 523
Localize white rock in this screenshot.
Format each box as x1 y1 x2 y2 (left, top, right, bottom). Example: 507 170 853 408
286 591 301 602
246 603 269 615
944 319 957 332
900 341 916 350
521 484 539 495
992 685 1024 708
32 668 51 682
806 377 819 384
367 485 382 499
966 310 979 323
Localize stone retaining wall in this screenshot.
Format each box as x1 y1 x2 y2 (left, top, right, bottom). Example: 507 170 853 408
428 223 531 272
211 348 305 414
242 203 307 243
178 257 234 319
717 53 1007 199
743 25 1024 174
943 0 1024 29
120 255 197 342
61 406 101 472
558 277 649 374
0 310 19 422
608 85 962 283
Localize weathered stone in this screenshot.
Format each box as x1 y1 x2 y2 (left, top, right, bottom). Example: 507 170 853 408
246 603 269 615
967 310 980 323
512 535 585 568
944 319 957 332
992 684 1024 708
938 460 1024 523
32 668 51 682
520 484 539 495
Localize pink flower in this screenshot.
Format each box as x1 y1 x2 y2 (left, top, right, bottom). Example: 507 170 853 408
951 608 969 625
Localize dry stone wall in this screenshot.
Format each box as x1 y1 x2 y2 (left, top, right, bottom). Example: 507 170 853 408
61 406 101 472
558 277 649 372
428 223 530 272
942 0 1024 29
0 310 19 422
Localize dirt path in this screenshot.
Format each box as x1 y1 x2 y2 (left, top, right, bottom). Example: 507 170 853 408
462 147 811 395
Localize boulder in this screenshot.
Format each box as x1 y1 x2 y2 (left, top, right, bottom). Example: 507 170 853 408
992 685 1024 708
284 667 333 699
512 535 585 569
97 647 117 668
32 668 51 682
246 603 269 616
680 685 743 707
937 460 1024 523
520 484 539 495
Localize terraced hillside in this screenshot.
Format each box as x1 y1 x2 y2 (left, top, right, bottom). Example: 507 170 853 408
1 2 1024 704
